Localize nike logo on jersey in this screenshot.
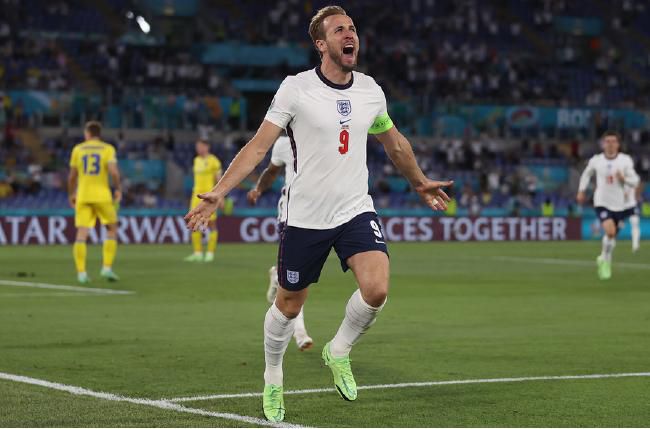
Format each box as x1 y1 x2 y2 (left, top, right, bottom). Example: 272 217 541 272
375 239 385 244
339 118 352 124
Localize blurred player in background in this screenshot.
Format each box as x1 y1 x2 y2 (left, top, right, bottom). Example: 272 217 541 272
247 135 313 352
186 6 452 422
67 121 121 284
185 139 222 262
624 182 642 252
577 131 640 280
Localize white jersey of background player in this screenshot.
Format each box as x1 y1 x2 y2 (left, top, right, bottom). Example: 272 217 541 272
247 136 313 351
577 131 640 280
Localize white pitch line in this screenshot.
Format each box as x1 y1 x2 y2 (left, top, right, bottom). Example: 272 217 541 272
493 256 650 270
0 292 112 298
165 371 650 403
0 279 134 295
0 371 303 428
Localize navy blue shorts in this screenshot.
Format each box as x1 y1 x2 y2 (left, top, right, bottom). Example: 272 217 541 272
276 212 388 291
595 206 635 231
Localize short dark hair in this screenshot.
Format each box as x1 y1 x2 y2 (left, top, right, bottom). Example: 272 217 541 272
602 130 621 141
196 138 209 146
308 5 347 56
84 121 102 138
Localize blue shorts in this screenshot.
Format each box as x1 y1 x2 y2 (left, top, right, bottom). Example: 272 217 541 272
595 206 635 231
276 212 388 291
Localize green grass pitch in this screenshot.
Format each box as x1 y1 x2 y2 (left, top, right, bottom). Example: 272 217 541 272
0 241 649 427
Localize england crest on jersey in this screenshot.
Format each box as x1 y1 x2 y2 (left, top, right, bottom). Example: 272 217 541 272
337 99 351 116
287 270 300 284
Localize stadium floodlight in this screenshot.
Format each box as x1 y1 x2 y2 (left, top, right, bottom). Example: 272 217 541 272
136 16 150 34
125 10 134 19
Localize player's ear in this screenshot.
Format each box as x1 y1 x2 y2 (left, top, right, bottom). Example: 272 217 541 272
315 40 327 56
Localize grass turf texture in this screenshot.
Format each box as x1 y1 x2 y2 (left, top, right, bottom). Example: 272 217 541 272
0 242 648 427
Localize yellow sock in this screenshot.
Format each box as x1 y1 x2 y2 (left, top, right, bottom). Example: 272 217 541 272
192 231 203 254
102 238 117 269
73 241 87 273
207 230 218 254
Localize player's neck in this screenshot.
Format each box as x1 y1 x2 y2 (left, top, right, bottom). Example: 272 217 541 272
318 61 352 87
604 152 618 160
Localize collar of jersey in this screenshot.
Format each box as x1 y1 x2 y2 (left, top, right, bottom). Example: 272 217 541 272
315 65 354 90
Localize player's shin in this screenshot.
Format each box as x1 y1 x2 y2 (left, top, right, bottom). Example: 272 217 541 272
191 231 203 255
264 303 296 386
207 230 218 254
330 289 385 358
102 238 117 269
601 235 616 262
73 240 87 273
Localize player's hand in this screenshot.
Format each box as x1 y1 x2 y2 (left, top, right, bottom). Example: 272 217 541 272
185 190 223 231
416 180 453 211
68 195 76 208
576 191 586 205
247 188 261 205
114 189 122 203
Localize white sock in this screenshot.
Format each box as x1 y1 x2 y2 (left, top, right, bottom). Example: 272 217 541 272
330 289 385 358
630 215 640 249
601 235 616 263
293 307 307 340
263 303 295 386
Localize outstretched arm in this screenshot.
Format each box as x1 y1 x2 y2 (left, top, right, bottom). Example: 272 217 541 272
577 158 595 204
247 162 283 205
185 120 282 230
373 126 452 210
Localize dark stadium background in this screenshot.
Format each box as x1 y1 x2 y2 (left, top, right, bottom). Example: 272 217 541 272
0 0 648 241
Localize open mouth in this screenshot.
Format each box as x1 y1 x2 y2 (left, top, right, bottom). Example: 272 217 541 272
342 44 354 56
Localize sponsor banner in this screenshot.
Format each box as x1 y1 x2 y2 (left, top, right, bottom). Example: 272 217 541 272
0 216 581 245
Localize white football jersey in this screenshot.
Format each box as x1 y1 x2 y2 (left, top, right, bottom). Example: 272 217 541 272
269 136 294 223
265 67 390 229
578 153 640 211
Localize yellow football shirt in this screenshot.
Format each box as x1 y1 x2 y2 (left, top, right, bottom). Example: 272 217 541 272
192 154 222 194
69 139 116 203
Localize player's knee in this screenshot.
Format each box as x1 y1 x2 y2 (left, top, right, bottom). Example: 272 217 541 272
106 223 118 237
76 228 89 241
360 282 389 308
274 292 304 319
275 299 301 319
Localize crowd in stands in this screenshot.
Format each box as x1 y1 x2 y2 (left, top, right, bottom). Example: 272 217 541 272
2 127 649 215
2 0 650 109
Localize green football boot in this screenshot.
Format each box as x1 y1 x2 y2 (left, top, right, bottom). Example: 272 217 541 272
203 252 215 263
322 342 357 401
100 268 120 282
597 256 611 280
183 253 203 262
77 272 91 284
262 384 285 422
